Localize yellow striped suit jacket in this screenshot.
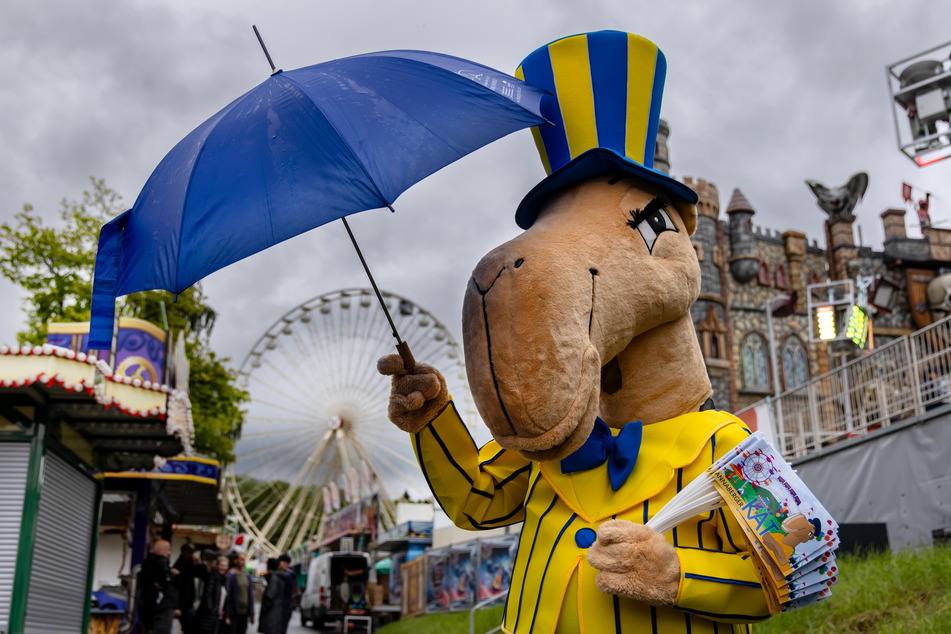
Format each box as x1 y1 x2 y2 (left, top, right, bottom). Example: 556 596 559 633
412 402 771 633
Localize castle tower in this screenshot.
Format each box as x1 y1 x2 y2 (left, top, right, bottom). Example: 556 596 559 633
684 176 734 411
826 214 859 281
881 208 908 241
782 231 808 311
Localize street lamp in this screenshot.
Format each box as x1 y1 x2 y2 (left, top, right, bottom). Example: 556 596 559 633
765 291 797 396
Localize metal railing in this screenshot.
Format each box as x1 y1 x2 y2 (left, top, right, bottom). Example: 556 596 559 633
740 314 951 458
469 592 507 634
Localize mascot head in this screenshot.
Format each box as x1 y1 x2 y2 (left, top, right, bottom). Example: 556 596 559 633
462 31 707 461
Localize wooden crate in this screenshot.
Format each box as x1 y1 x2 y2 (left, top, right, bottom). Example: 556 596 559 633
366 581 385 607
400 555 427 618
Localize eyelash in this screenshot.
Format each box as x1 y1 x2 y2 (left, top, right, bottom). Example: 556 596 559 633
627 198 677 254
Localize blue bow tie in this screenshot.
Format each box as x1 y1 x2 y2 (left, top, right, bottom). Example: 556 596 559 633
560 418 643 491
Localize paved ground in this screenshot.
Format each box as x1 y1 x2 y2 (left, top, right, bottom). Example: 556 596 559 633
286 611 314 633
285 608 378 633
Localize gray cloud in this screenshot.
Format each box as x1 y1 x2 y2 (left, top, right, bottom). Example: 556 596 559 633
2 0 950 370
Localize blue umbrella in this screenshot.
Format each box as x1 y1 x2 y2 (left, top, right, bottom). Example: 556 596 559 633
89 42 548 355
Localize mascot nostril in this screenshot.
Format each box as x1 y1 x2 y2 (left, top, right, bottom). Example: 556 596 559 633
380 30 772 632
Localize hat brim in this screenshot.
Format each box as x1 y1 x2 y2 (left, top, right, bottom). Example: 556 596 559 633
515 148 699 230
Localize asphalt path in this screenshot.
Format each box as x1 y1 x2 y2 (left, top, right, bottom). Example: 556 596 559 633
283 608 378 633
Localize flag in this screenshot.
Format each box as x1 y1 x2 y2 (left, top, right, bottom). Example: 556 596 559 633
918 193 932 227
902 182 913 202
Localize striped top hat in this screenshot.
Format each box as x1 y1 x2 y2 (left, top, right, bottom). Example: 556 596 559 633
514 30 698 229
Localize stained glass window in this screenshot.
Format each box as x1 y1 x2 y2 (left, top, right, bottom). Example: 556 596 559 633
741 333 770 390
782 336 809 389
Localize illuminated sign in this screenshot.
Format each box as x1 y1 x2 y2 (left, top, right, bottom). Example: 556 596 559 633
846 305 869 348
816 305 837 341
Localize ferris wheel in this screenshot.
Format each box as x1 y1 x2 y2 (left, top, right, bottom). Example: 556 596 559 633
226 288 477 556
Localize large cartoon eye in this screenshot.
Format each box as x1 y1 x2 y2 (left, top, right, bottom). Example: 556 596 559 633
627 198 678 254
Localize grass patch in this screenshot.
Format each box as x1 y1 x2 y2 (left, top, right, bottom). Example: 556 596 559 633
757 546 951 634
377 605 503 634
379 547 951 633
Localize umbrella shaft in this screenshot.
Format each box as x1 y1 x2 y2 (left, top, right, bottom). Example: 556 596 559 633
340 217 415 371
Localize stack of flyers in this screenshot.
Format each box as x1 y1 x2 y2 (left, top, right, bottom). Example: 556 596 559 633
708 433 839 613
646 432 839 614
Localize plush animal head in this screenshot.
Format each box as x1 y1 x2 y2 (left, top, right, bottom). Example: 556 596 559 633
462 174 702 460
805 172 869 219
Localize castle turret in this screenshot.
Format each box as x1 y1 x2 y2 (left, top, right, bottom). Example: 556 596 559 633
725 189 759 283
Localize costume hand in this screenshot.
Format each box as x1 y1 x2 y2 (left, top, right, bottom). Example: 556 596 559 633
587 519 680 606
377 354 449 433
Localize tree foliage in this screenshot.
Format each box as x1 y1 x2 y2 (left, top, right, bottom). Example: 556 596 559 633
0 177 118 342
0 177 247 463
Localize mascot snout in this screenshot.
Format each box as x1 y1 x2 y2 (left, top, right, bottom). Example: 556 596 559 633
463 239 601 461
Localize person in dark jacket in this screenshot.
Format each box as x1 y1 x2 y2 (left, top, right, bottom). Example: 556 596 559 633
173 542 201 634
196 555 229 634
276 554 297 634
139 539 179 634
225 551 256 634
258 558 284 634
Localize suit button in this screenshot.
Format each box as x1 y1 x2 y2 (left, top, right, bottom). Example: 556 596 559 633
575 527 597 548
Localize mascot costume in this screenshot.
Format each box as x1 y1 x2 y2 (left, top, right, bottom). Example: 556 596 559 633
380 31 771 633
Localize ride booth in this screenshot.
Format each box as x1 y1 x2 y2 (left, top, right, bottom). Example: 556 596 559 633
93 456 225 631
0 319 194 634
399 533 518 619
372 516 433 625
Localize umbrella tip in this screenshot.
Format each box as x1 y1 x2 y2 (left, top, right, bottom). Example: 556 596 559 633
252 25 279 75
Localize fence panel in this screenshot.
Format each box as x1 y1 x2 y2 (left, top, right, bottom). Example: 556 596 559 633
741 314 951 459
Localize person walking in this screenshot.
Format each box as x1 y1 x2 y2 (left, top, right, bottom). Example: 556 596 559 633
257 558 284 634
196 555 229 634
139 539 179 634
225 551 256 634
173 543 201 634
276 555 296 634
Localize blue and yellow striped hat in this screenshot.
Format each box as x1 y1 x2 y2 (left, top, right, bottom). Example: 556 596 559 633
514 30 698 229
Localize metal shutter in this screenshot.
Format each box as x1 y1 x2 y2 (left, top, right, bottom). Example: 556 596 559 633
23 451 97 634
0 442 30 634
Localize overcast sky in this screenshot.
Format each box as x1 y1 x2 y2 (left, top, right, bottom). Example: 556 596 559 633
3 0 950 367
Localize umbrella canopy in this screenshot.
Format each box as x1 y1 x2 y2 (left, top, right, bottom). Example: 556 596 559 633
89 49 548 348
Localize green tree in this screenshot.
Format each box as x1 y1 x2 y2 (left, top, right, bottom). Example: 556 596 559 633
0 177 247 463
0 177 118 342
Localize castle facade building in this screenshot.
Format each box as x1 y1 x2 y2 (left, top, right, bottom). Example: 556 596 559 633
656 123 951 412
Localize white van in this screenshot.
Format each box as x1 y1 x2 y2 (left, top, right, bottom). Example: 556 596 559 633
300 550 375 631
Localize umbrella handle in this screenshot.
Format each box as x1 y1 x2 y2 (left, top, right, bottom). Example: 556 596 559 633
396 341 416 373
